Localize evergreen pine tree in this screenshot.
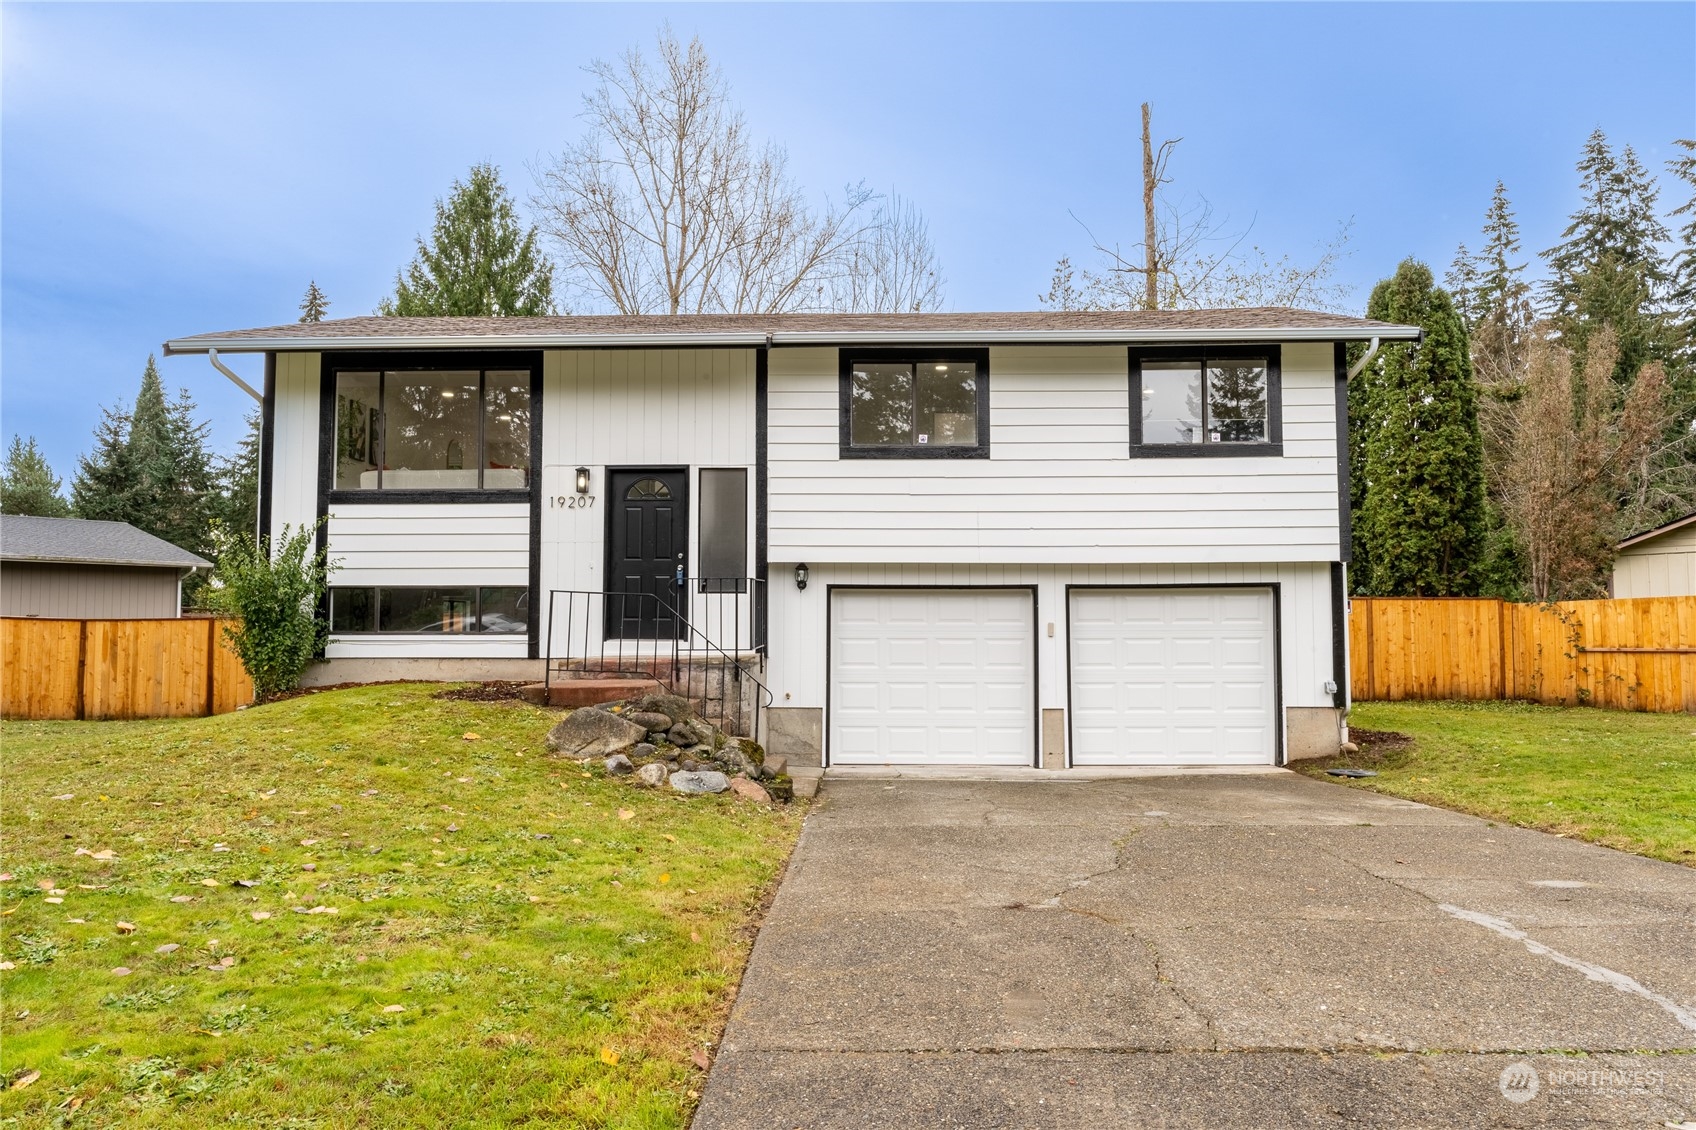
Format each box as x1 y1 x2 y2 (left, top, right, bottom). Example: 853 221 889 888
1667 139 1696 319
0 436 71 516
1353 259 1488 596
299 281 330 323
1543 132 1674 384
1470 182 1535 388
1444 242 1479 327
70 403 136 523
215 409 262 537
379 163 555 316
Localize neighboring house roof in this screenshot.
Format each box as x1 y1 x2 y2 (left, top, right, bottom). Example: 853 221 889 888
0 515 211 570
1617 510 1696 551
163 308 1423 355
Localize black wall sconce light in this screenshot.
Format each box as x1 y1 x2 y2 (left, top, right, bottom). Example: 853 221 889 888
575 467 591 494
794 563 810 591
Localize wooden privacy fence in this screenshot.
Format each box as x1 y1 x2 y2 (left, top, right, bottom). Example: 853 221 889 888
1349 596 1696 713
1 617 254 721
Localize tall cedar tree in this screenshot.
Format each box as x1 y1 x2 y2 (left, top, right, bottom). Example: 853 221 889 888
1351 260 1488 596
0 436 71 516
299 281 330 323
72 356 217 560
380 164 555 316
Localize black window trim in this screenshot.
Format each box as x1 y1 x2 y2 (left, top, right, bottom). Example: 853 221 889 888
1128 344 1283 458
838 347 991 460
328 583 530 635
321 350 542 504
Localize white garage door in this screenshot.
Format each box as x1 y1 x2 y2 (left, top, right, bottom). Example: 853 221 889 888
831 589 1035 766
1069 587 1277 765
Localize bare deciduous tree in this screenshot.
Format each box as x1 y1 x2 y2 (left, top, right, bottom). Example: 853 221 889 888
1491 325 1678 599
532 29 944 315
1040 103 1351 313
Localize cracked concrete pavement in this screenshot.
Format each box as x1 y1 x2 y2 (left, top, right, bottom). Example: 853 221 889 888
693 773 1696 1128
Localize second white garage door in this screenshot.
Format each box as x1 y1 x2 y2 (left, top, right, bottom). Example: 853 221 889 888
830 588 1035 766
1069 587 1277 765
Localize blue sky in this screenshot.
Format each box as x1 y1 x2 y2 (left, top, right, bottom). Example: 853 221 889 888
3 2 1692 478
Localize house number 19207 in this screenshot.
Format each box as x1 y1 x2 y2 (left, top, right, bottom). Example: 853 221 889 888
549 495 596 509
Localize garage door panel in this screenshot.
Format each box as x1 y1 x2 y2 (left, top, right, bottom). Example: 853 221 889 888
1070 588 1275 766
831 589 1035 766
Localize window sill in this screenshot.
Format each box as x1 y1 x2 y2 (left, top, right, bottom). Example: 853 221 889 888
326 489 531 505
838 446 991 461
1127 443 1284 459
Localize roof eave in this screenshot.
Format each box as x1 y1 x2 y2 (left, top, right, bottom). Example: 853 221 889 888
1616 511 1696 550
162 324 1422 355
3 554 211 570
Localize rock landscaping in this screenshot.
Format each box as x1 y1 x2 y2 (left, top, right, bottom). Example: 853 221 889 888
543 693 794 803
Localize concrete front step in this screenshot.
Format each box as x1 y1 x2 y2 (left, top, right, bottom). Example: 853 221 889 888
520 678 662 708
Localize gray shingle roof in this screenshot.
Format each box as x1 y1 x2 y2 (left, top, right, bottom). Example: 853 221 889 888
165 308 1421 354
0 516 211 570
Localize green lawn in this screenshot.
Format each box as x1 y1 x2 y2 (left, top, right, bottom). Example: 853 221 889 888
0 684 804 1128
1298 700 1696 865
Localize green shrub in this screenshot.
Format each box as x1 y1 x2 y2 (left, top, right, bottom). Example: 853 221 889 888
206 522 332 700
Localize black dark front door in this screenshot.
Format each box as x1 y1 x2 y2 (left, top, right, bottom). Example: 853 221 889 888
605 469 688 639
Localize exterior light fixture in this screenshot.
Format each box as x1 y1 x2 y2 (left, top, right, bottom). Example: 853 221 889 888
795 563 810 591
575 467 591 494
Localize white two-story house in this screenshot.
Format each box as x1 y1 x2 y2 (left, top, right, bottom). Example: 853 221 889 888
164 310 1419 769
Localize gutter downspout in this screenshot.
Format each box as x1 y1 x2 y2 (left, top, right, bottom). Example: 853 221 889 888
1345 336 1382 381
1336 337 1381 755
208 349 262 402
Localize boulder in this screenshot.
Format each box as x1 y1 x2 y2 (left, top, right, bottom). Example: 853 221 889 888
670 770 731 795
626 711 674 735
603 753 635 776
764 775 794 803
635 762 670 788
762 753 789 778
545 707 648 760
667 720 714 748
728 776 771 804
630 693 692 724
631 742 658 761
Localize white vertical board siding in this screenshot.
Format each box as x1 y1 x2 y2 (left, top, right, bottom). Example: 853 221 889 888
326 505 529 586
767 342 1340 563
1612 524 1696 597
270 352 321 538
766 561 1334 732
538 349 757 648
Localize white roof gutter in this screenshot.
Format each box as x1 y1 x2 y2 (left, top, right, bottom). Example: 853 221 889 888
165 325 1422 355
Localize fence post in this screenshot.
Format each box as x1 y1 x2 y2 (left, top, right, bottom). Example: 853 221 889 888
75 620 89 721
1496 599 1506 701
205 618 217 716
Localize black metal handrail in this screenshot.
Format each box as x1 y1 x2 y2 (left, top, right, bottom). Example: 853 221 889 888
542 578 773 740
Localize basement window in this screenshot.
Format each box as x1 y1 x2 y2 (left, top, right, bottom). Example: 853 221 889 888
330 586 528 634
839 349 990 459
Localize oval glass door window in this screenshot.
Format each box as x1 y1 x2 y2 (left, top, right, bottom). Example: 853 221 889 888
625 478 672 500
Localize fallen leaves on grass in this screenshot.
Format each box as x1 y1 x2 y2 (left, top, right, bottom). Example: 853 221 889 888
115 922 136 934
382 1004 405 1013
10 1070 39 1090
599 1047 620 1065
617 809 635 821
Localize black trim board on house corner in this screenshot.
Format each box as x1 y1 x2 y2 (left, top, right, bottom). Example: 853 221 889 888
1127 344 1284 458
754 346 769 652
837 347 992 460
527 362 543 659
1062 582 1285 768
1329 562 1348 711
1334 341 1351 563
822 584 1041 769
259 352 276 542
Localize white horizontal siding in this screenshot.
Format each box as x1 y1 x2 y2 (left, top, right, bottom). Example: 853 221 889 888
767 341 1340 564
765 560 1336 718
326 504 529 586
539 349 756 596
270 352 321 539
325 634 530 659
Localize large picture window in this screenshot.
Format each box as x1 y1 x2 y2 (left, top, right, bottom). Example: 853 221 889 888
330 586 528 634
333 366 532 491
839 349 990 459
1129 346 1282 457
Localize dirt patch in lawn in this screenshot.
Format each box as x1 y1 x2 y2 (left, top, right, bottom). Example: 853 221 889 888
1297 726 1417 775
432 680 536 703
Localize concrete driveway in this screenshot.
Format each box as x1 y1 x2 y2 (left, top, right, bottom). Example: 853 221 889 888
694 772 1696 1128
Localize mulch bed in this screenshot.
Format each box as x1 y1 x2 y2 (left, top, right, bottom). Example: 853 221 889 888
433 681 537 703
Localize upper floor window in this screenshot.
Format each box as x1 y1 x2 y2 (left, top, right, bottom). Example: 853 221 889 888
333 366 532 491
1129 346 1282 457
840 349 990 459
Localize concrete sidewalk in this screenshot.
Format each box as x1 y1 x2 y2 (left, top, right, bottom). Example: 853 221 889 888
694 773 1696 1128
